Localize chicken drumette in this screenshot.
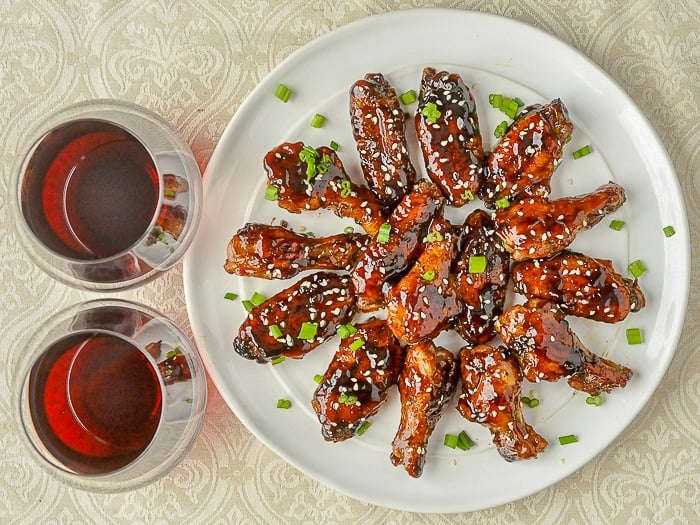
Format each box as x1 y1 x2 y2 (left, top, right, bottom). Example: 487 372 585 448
311 317 404 442
350 73 417 206
385 216 462 344
452 209 511 345
512 250 646 323
457 345 547 461
415 67 485 206
351 179 445 312
233 272 356 363
390 340 459 478
496 299 633 395
481 99 573 207
264 142 387 235
495 182 626 261
224 223 369 279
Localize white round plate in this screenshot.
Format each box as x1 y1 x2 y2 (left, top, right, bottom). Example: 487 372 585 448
184 9 690 513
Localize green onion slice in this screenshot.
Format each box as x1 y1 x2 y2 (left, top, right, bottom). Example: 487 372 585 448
264 185 279 201
558 434 578 445
376 222 392 243
426 229 444 242
349 338 365 351
586 394 604 406
250 292 266 307
310 113 326 128
422 270 436 281
298 322 318 341
276 399 292 409
421 102 442 124
268 324 283 339
329 140 340 151
443 433 459 449
609 219 625 231
339 179 352 198
494 120 509 138
313 374 323 384
271 355 286 365
242 300 254 312
628 259 646 278
274 83 292 103
468 255 487 274
343 226 354 234
400 89 417 105
626 327 643 345
456 430 475 450
336 323 357 339
356 420 371 436
224 292 238 301
663 225 676 237
572 144 592 159
460 189 475 201
494 197 511 209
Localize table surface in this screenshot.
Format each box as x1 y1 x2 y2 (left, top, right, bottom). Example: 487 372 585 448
1 1 698 523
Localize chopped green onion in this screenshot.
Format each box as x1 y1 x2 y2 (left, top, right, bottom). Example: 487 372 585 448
609 219 625 231
501 98 520 118
400 89 417 105
468 255 487 274
521 396 540 408
357 420 371 436
274 83 292 103
166 347 182 359
626 327 643 345
224 292 238 301
242 300 254 312
276 399 292 409
572 144 592 159
349 338 365 351
376 222 392 243
314 374 323 384
250 292 266 307
329 140 340 151
558 434 578 445
628 259 647 278
488 93 503 108
343 226 354 234
586 394 604 406
663 225 676 237
336 323 357 339
494 197 511 209
460 189 475 201
271 355 286 365
421 102 442 124
422 270 436 281
494 120 509 138
298 322 318 340
264 185 279 201
443 433 459 449
456 430 475 450
268 324 283 339
339 179 352 198
338 393 358 405
310 113 326 128
426 229 444 242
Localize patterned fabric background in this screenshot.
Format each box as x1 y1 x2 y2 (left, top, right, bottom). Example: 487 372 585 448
1 0 697 523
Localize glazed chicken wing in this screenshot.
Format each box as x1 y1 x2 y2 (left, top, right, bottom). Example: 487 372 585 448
350 73 417 206
452 209 511 345
385 216 462 343
390 340 459 478
496 299 633 395
264 142 387 235
480 99 573 207
512 250 645 323
415 67 485 207
233 272 356 363
311 317 404 442
457 345 547 461
351 179 445 312
224 223 369 279
495 182 626 262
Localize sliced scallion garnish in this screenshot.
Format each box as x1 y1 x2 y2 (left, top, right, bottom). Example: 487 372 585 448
468 255 487 274
376 222 392 243
628 259 647 278
572 144 592 159
609 219 625 231
663 225 676 237
224 292 238 301
274 83 292 103
558 434 578 445
276 399 292 409
298 322 318 340
264 185 279 201
400 89 417 105
310 113 326 128
626 327 643 345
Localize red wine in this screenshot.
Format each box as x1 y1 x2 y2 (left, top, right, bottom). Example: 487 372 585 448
22 120 159 259
28 332 163 474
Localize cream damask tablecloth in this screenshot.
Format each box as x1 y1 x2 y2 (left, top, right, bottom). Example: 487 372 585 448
1 1 698 523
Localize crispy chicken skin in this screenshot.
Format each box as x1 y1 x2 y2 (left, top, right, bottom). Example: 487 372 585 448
390 340 459 478
351 179 445 312
350 73 417 206
494 182 626 262
481 99 573 207
385 216 462 343
452 209 511 345
512 250 645 323
496 299 633 395
233 272 356 363
311 317 404 442
415 67 485 207
224 223 369 279
457 345 547 461
264 142 387 235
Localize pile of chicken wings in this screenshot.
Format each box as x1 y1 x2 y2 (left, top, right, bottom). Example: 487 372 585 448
225 68 644 478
